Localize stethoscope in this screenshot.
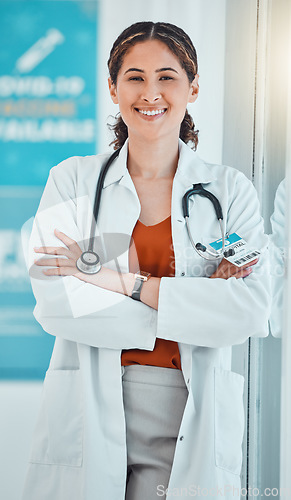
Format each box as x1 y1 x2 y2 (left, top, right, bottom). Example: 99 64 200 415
76 148 233 274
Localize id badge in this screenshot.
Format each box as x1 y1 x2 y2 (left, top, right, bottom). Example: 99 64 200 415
209 233 260 268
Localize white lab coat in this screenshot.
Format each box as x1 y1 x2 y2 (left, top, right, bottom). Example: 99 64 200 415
22 139 271 500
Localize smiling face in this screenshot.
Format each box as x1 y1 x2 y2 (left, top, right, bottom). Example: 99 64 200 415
108 39 199 144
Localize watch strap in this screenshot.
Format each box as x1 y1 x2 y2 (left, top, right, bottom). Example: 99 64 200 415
131 276 145 301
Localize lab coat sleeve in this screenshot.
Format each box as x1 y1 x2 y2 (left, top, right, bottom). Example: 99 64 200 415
268 178 286 338
156 172 271 348
26 160 157 351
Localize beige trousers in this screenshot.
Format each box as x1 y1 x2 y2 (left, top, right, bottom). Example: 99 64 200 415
121 365 189 500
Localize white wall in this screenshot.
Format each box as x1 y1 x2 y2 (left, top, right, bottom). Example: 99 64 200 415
0 2 227 499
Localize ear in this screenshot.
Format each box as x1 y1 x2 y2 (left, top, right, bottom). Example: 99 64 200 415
108 77 119 104
188 74 199 104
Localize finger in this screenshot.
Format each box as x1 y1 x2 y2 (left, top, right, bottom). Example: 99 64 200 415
34 246 71 257
213 264 237 279
239 257 259 270
34 257 74 267
42 267 77 276
224 257 259 272
242 267 253 277
54 229 79 249
232 267 253 279
221 257 259 276
230 257 259 276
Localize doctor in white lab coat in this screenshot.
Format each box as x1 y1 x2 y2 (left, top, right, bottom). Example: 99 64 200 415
22 21 271 500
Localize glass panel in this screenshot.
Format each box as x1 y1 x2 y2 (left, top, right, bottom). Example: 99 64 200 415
258 0 290 496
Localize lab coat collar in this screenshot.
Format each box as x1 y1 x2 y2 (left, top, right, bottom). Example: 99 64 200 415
102 140 129 189
101 138 217 190
176 139 217 187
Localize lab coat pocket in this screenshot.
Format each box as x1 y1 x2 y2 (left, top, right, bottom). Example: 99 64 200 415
29 369 83 467
214 367 245 475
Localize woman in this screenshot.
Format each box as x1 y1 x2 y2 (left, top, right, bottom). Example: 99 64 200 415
23 22 270 500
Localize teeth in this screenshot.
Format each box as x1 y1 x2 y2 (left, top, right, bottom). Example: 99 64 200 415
138 109 166 116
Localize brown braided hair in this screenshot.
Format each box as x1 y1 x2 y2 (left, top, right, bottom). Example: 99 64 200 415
107 21 199 150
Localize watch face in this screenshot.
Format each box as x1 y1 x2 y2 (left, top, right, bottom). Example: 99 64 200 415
137 271 151 281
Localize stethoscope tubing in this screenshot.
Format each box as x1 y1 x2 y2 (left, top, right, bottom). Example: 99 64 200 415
88 147 122 252
182 183 225 259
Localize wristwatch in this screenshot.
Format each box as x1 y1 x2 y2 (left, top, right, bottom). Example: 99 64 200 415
131 271 151 301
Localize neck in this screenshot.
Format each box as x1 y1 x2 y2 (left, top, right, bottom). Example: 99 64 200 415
127 134 180 180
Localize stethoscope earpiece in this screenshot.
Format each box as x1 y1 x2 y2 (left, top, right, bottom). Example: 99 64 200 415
196 242 206 252
223 248 235 258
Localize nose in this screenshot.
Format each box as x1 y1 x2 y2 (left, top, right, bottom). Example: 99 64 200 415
141 81 161 103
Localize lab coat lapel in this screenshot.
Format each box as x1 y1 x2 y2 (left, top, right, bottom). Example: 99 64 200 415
99 141 140 273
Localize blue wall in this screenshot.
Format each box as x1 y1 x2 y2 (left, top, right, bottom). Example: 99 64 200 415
0 0 98 379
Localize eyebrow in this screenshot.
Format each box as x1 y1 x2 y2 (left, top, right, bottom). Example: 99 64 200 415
124 67 179 75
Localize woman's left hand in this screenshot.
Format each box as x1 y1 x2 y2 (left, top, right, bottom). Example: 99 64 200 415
210 257 259 280
33 229 136 296
34 229 82 276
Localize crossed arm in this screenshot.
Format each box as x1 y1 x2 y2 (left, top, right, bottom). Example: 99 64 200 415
34 228 258 311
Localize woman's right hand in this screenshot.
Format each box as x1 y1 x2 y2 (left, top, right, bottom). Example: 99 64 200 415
210 257 259 280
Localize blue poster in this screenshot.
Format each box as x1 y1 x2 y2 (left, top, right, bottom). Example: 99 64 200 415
0 0 98 379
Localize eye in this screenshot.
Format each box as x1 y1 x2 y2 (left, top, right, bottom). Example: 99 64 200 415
128 76 144 81
160 76 174 81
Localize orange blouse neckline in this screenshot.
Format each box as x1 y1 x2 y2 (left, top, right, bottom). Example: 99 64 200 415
137 215 171 228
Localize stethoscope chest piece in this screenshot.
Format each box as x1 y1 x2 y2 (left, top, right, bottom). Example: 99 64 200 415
76 251 101 274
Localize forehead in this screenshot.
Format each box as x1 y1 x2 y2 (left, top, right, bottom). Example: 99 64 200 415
120 39 184 70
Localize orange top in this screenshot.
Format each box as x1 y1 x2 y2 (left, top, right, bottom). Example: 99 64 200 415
121 216 182 370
